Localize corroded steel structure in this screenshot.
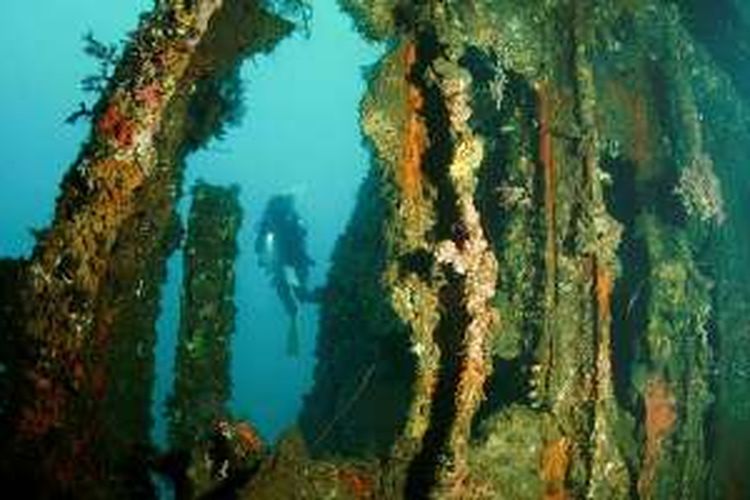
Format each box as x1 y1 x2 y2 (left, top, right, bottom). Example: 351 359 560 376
1 0 750 499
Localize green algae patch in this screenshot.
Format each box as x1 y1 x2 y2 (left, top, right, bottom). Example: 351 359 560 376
468 406 550 499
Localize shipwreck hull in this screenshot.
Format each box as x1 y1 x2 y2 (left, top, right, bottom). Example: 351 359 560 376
1 0 750 499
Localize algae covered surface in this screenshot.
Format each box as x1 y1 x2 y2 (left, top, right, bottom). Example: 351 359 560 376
1 0 750 498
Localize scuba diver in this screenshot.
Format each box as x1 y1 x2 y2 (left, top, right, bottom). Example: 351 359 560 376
254 194 316 357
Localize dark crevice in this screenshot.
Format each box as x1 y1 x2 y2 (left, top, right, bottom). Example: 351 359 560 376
408 28 460 242
403 27 472 498
602 155 649 410
405 270 470 498
473 356 528 428
0 259 27 445
399 249 434 281
393 1 423 34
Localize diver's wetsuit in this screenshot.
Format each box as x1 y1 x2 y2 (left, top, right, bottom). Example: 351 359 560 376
255 195 314 356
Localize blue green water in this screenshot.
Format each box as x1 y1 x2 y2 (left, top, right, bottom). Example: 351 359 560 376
0 0 151 256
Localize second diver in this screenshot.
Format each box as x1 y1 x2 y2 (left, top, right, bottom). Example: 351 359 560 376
254 194 316 357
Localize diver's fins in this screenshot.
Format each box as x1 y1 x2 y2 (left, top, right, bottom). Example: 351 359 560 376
283 265 301 288
286 314 300 357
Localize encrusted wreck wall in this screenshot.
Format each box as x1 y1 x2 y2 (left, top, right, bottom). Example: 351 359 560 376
9 3 225 495
330 2 630 496
167 181 243 452
94 173 183 498
1 0 293 497
296 0 750 498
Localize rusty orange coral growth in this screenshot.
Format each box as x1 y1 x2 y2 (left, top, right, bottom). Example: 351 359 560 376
400 41 427 199
644 377 677 452
337 466 375 500
235 421 265 454
97 103 135 149
638 376 677 497
541 437 570 500
595 265 613 324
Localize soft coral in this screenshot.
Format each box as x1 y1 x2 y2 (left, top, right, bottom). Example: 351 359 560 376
97 103 135 149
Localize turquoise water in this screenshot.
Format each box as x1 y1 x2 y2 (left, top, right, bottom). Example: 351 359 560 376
0 0 151 257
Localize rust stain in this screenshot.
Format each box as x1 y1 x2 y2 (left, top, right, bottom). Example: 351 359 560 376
541 437 570 500
595 264 613 325
97 103 136 149
537 81 557 299
638 376 677 498
337 466 375 500
400 40 427 199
